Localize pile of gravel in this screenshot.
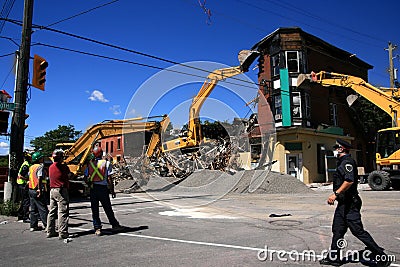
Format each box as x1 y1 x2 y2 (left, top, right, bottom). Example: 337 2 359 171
141 169 313 194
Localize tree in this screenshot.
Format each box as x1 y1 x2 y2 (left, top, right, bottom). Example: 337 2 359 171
30 124 82 156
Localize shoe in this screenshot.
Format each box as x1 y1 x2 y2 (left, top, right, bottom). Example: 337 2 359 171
58 235 70 240
29 226 43 232
23 219 30 223
112 225 125 231
319 257 342 266
95 229 102 236
46 232 58 238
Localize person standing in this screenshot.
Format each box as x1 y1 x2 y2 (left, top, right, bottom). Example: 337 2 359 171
85 146 123 236
320 139 391 267
28 151 48 232
17 152 32 222
47 149 72 240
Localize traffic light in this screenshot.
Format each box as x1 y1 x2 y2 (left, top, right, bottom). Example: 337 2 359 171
32 54 48 91
0 111 9 133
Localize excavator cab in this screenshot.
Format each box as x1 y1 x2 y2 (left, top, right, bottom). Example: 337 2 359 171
376 128 400 160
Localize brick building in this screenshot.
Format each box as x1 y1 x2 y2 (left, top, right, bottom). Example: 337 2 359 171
252 27 373 183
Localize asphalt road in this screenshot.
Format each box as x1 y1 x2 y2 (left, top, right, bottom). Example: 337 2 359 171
0 189 399 266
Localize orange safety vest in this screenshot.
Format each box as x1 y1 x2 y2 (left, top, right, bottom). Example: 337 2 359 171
88 159 107 182
28 164 47 189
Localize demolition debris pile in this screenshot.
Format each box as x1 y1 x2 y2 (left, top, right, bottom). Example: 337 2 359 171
116 169 314 195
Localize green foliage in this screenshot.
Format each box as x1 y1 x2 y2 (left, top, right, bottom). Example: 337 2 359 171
0 200 19 216
351 97 392 140
30 124 82 156
0 156 8 167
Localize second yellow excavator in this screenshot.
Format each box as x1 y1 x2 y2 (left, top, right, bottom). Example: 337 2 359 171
298 71 400 190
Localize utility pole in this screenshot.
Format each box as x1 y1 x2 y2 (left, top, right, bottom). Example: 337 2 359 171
385 42 397 88
5 0 34 201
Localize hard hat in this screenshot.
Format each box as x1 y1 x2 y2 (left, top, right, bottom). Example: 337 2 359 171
31 151 44 162
92 146 103 158
52 149 64 161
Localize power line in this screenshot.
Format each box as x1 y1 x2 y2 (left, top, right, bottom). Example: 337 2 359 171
36 42 259 90
43 0 120 28
2 18 261 87
235 0 382 49
261 0 387 44
0 0 16 34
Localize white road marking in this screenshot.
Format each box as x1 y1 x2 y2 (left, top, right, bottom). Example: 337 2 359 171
159 208 237 219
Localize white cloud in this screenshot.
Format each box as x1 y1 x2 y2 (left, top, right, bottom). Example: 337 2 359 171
127 108 136 116
88 90 109 103
0 142 9 148
110 105 121 115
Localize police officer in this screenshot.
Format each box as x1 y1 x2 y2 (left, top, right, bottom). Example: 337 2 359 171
320 139 391 267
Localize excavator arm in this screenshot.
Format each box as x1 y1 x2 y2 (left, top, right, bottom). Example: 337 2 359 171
162 50 259 152
297 71 400 127
64 115 168 176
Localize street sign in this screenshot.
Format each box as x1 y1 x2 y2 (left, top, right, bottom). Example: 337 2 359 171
0 102 15 111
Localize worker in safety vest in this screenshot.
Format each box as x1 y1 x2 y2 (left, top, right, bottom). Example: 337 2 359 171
84 145 124 236
28 151 49 232
17 152 32 222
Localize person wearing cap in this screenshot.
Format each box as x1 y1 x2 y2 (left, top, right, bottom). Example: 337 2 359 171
320 139 390 267
84 145 123 236
46 149 73 240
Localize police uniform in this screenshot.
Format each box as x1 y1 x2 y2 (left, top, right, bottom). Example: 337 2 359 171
328 139 387 264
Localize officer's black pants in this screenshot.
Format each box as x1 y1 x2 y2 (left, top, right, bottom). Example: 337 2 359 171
330 195 384 257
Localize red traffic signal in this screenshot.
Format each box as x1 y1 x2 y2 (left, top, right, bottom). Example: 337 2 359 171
32 54 48 91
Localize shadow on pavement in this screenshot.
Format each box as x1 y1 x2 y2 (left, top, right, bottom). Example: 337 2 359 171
71 225 149 238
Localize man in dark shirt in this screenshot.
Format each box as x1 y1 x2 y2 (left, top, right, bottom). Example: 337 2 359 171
46 149 72 241
320 139 390 267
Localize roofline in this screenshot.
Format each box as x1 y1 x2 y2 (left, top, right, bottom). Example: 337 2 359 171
251 27 373 70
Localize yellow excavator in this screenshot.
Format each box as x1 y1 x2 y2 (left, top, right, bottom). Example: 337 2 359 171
297 71 400 190
162 50 258 152
158 50 259 173
62 115 169 178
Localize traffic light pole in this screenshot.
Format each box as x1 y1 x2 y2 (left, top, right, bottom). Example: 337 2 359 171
5 0 34 201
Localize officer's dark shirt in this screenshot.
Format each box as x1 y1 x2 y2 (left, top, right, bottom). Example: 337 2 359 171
333 154 359 199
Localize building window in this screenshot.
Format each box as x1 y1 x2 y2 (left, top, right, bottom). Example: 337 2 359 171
111 141 114 153
285 51 299 73
271 54 280 77
274 95 282 121
117 138 121 150
329 103 338 126
106 142 109 154
292 92 301 118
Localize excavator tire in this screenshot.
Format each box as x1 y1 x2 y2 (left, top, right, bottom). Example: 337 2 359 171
367 171 391 191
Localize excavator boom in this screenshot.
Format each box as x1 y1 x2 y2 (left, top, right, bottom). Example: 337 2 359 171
64 115 168 176
297 71 400 127
162 50 259 152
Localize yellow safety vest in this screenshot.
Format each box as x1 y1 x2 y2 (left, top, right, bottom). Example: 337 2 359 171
17 161 30 185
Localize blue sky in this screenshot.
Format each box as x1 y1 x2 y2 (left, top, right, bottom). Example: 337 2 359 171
0 0 399 155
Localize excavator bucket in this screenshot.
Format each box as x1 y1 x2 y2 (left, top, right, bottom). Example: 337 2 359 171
238 50 259 72
297 73 313 89
346 94 359 107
